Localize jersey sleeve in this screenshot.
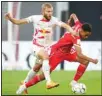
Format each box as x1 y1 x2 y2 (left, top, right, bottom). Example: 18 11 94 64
53 17 64 26
25 15 36 23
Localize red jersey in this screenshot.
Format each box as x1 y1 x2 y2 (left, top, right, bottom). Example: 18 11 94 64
51 21 82 53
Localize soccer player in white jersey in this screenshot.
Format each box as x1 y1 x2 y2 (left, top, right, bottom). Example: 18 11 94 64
5 3 76 93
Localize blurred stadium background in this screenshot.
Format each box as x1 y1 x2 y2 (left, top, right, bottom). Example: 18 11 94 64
2 1 102 95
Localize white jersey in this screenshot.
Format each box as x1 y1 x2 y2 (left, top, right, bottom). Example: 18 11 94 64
25 15 64 47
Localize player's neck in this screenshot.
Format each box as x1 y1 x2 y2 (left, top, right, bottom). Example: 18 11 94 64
76 29 80 36
42 16 50 22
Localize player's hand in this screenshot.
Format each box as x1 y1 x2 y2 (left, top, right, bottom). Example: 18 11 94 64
5 13 12 20
70 13 76 18
91 59 98 64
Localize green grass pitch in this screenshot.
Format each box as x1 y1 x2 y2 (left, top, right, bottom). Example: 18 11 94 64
2 70 101 95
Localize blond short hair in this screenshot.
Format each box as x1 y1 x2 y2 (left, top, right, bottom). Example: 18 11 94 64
42 3 53 10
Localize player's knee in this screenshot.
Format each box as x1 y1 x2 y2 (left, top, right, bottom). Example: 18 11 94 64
40 77 45 81
33 67 39 72
83 60 89 65
39 74 45 81
33 64 41 72
77 56 89 65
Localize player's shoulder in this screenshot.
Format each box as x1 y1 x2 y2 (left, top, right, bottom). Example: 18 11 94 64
51 16 59 21
28 15 42 18
32 15 43 19
30 15 43 22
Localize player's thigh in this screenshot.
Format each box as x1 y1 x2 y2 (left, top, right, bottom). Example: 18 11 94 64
32 44 41 55
65 52 77 62
33 64 42 72
76 56 89 65
38 48 49 59
49 53 64 71
32 44 49 59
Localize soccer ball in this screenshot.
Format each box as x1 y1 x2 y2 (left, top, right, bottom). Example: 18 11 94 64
72 83 86 94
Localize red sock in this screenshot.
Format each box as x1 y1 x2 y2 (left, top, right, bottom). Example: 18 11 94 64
74 64 87 81
25 75 40 88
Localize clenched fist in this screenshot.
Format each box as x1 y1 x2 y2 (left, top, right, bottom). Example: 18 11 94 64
70 13 76 19
5 13 12 20
91 59 98 64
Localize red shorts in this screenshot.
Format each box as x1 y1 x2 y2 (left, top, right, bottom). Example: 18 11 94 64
49 48 77 71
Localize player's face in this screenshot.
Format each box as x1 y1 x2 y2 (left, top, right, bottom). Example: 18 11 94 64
79 29 91 39
43 7 53 20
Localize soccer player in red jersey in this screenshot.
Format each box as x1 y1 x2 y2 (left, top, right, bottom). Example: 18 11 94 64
16 13 98 94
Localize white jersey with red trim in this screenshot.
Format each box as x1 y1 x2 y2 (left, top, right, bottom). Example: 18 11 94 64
25 15 63 47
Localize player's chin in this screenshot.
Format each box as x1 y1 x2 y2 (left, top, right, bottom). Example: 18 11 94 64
80 36 85 39
47 16 51 20
83 37 87 39
82 38 85 40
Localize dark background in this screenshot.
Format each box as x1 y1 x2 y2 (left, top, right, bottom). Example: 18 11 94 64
69 1 102 41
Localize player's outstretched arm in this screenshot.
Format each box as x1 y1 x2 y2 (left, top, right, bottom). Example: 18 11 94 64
60 22 76 35
67 18 72 26
74 44 98 64
5 13 28 25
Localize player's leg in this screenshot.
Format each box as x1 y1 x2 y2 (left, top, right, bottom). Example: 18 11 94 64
17 45 43 94
16 50 64 94
65 50 89 86
38 48 59 89
25 50 64 88
23 56 42 83
16 73 45 95
25 72 45 88
25 50 64 89
16 61 42 94
20 56 41 94
22 45 43 84
70 56 89 86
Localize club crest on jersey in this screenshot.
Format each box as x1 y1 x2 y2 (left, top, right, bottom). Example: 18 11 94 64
40 29 50 36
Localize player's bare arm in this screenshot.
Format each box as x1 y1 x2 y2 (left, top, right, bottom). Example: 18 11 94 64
70 13 79 22
74 44 98 64
60 22 76 35
5 13 28 25
67 18 72 26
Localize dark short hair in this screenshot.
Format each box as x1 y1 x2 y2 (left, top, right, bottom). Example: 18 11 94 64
82 23 92 32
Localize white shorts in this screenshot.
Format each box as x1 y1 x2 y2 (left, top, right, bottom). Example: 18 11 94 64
32 44 51 56
31 42 56 64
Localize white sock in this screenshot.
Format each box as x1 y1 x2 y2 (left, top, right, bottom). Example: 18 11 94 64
24 69 36 83
16 84 26 95
70 80 77 87
42 59 51 83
